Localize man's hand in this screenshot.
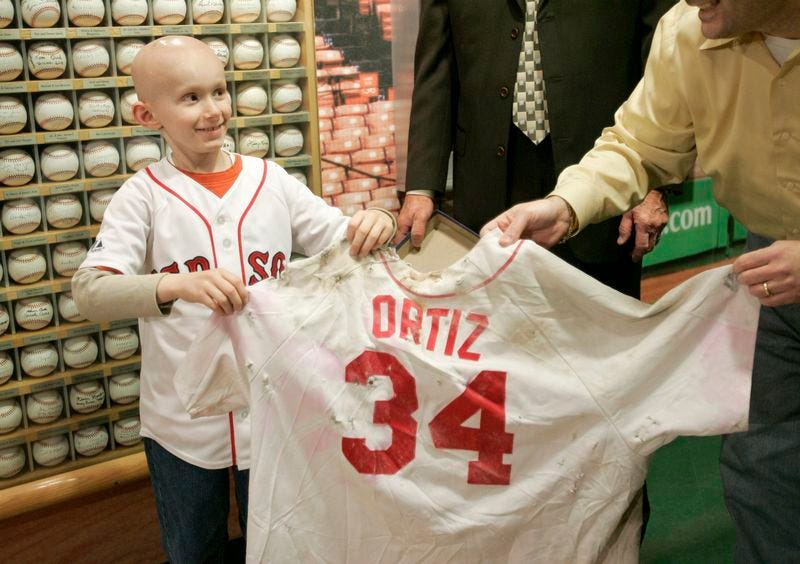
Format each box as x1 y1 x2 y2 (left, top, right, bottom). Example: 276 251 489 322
394 193 435 247
348 208 395 257
156 269 248 314
480 197 572 247
617 189 669 262
733 240 800 306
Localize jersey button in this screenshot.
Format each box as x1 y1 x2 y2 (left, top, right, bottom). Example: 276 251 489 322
239 409 249 420
217 216 227 225
223 239 232 249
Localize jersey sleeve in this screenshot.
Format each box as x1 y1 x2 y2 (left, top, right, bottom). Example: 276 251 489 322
174 307 252 418
274 165 349 257
80 174 153 274
543 261 759 457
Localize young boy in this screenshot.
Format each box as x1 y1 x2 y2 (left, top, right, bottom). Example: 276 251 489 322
71 36 395 563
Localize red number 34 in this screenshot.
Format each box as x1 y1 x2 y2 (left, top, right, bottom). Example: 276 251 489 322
341 351 514 485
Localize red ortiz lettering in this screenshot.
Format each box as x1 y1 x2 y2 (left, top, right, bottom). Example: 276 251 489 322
371 295 487 361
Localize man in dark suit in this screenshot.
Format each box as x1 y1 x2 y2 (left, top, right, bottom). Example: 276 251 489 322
397 0 676 299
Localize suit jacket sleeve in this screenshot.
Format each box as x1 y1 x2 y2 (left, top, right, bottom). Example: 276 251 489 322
404 0 456 195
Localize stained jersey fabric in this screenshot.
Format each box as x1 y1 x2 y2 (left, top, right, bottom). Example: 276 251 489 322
175 230 759 563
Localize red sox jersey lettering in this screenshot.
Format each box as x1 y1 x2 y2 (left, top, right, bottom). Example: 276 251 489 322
176 232 759 562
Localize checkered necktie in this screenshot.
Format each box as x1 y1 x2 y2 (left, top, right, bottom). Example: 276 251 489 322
512 0 549 144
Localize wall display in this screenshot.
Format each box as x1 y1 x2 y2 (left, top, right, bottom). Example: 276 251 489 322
314 0 400 216
0 0 320 488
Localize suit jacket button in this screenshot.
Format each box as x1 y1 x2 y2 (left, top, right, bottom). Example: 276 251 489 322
496 145 506 157
499 86 509 98
511 27 520 39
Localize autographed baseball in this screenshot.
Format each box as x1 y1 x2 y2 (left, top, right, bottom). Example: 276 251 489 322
109 372 140 404
270 80 302 113
0 399 22 434
52 240 88 277
73 425 108 456
273 124 303 156
152 0 186 24
32 435 69 467
14 296 54 331
21 0 61 28
115 38 144 75
78 91 114 128
83 140 120 177
222 134 235 153
201 37 229 66
88 188 115 222
237 127 269 158
232 35 263 70
229 0 260 23
2 198 41 235
104 327 139 359
0 0 13 29
0 149 34 186
7 248 47 285
111 0 148 25
62 335 98 369
66 0 105 26
20 342 59 377
40 144 79 182
235 82 268 116
26 389 63 424
268 34 301 68
0 446 26 478
0 43 23 81
34 93 74 131
26 42 67 80
72 40 110 78
287 168 307 185
0 95 27 135
0 352 13 385
191 0 223 23
69 380 105 413
126 136 161 171
119 89 138 124
0 305 8 337
58 291 86 322
267 0 296 22
113 416 141 446
46 193 83 229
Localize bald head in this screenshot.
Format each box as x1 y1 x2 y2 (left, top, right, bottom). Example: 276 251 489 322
132 36 224 103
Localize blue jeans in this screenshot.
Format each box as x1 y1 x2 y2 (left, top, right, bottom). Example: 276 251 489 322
720 233 800 563
144 438 249 564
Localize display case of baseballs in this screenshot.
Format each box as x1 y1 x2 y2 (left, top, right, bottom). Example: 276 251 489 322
0 0 321 488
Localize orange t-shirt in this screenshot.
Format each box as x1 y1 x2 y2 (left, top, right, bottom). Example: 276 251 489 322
175 153 243 198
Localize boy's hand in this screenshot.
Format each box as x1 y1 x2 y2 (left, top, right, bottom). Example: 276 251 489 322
347 208 395 257
156 269 248 314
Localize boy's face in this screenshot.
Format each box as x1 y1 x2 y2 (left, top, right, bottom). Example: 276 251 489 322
137 46 231 164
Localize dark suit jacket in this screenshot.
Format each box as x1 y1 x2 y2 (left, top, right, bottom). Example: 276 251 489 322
405 0 675 263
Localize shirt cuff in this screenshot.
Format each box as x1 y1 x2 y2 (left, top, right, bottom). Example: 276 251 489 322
404 189 435 199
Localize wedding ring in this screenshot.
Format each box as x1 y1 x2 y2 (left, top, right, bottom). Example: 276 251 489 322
763 281 772 298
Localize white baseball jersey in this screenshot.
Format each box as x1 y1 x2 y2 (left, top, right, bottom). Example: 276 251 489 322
175 230 759 562
81 154 348 469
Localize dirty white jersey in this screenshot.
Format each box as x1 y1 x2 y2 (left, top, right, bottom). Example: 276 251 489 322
81 154 347 469
175 230 759 561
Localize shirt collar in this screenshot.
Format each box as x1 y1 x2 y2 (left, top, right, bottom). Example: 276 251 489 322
700 32 762 50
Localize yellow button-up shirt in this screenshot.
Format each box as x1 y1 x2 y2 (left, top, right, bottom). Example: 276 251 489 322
553 2 800 241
